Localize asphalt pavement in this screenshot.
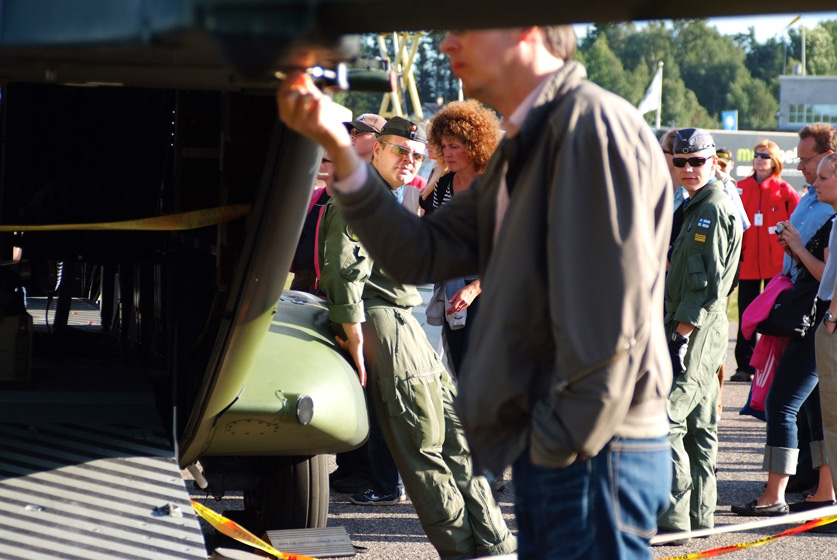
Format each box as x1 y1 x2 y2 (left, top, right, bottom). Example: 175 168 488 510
194 322 837 559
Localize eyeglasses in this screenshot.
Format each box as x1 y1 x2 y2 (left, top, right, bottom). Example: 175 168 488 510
672 156 711 168
795 152 824 166
380 141 426 163
753 152 772 160
350 129 374 138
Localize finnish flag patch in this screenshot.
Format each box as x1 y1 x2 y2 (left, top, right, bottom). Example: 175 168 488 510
697 218 711 229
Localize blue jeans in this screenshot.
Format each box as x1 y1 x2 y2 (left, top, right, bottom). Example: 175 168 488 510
513 437 670 560
367 394 403 494
765 330 822 449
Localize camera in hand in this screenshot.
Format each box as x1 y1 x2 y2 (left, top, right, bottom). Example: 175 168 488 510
775 222 784 234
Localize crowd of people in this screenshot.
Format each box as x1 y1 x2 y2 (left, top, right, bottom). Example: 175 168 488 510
281 23 837 560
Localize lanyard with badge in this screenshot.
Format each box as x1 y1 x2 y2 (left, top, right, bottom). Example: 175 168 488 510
754 183 764 227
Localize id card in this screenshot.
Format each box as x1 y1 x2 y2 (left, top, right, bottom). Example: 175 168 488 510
754 212 764 227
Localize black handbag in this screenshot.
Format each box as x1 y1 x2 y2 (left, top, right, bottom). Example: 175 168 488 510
756 278 819 338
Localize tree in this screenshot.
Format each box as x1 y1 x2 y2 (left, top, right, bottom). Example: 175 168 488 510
583 34 634 101
805 25 837 75
726 76 778 129
674 20 748 117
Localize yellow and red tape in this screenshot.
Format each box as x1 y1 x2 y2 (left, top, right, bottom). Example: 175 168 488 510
191 499 319 560
658 511 837 560
192 497 835 560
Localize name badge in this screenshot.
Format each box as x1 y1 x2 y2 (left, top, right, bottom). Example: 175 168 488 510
754 212 764 227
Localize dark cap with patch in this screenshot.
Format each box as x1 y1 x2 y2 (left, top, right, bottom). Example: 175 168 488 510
379 116 427 144
674 128 715 154
716 147 733 161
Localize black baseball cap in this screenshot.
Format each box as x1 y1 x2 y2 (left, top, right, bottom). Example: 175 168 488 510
673 128 715 154
378 116 427 144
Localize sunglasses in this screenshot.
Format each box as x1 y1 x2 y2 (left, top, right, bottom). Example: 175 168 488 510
380 141 426 163
753 152 772 160
672 156 711 168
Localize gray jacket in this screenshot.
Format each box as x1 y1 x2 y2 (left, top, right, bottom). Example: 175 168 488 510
337 61 673 476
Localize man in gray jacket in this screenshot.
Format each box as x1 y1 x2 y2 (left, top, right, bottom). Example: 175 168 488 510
279 25 672 560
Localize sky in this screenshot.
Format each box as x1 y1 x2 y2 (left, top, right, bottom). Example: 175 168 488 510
573 11 837 43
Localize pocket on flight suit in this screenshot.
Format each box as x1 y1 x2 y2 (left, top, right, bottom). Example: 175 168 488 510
687 254 707 290
378 309 445 451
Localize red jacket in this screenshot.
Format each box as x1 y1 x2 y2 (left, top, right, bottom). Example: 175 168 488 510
738 175 800 280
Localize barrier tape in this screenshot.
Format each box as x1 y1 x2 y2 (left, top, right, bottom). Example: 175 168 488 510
190 499 319 560
0 203 250 232
654 505 837 559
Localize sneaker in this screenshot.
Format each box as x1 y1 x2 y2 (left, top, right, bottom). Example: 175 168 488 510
730 370 754 382
349 488 404 506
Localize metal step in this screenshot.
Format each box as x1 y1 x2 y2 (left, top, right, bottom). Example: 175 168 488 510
265 526 356 558
0 423 206 560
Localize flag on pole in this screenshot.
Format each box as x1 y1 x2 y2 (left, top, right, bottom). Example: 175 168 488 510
637 65 663 115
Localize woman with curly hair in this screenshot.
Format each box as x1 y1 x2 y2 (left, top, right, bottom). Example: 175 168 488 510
422 99 501 216
423 99 501 378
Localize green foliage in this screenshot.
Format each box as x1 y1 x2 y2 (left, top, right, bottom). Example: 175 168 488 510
806 26 837 75
337 20 837 128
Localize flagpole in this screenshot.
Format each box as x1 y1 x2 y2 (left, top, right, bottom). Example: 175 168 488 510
655 61 663 129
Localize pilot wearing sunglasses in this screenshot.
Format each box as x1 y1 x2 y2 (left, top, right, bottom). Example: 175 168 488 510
659 128 743 537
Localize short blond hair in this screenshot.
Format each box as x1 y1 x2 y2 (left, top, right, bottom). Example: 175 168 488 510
753 140 784 178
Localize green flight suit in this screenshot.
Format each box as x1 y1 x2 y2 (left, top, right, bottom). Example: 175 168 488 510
318 191 516 560
659 179 742 531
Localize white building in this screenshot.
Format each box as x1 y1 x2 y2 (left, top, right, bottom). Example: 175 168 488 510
777 75 837 131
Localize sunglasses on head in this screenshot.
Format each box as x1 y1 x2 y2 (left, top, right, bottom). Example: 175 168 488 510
380 141 426 162
672 156 711 168
753 152 772 160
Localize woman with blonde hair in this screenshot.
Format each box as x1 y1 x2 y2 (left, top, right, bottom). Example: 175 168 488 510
732 140 800 382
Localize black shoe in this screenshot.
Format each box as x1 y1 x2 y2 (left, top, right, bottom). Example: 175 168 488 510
348 488 406 506
730 370 754 382
652 528 691 546
788 499 836 512
731 499 789 517
330 473 374 493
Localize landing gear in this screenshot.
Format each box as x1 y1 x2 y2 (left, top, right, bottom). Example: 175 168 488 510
242 455 329 535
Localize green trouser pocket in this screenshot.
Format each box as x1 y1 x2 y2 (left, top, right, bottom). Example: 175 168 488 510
372 307 446 450
380 370 445 451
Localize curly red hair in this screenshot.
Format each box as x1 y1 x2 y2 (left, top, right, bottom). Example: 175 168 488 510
428 100 501 174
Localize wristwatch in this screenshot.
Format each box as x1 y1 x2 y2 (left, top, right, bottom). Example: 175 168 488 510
825 311 837 324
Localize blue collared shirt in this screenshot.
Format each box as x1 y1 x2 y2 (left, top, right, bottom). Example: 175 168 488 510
784 185 835 281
